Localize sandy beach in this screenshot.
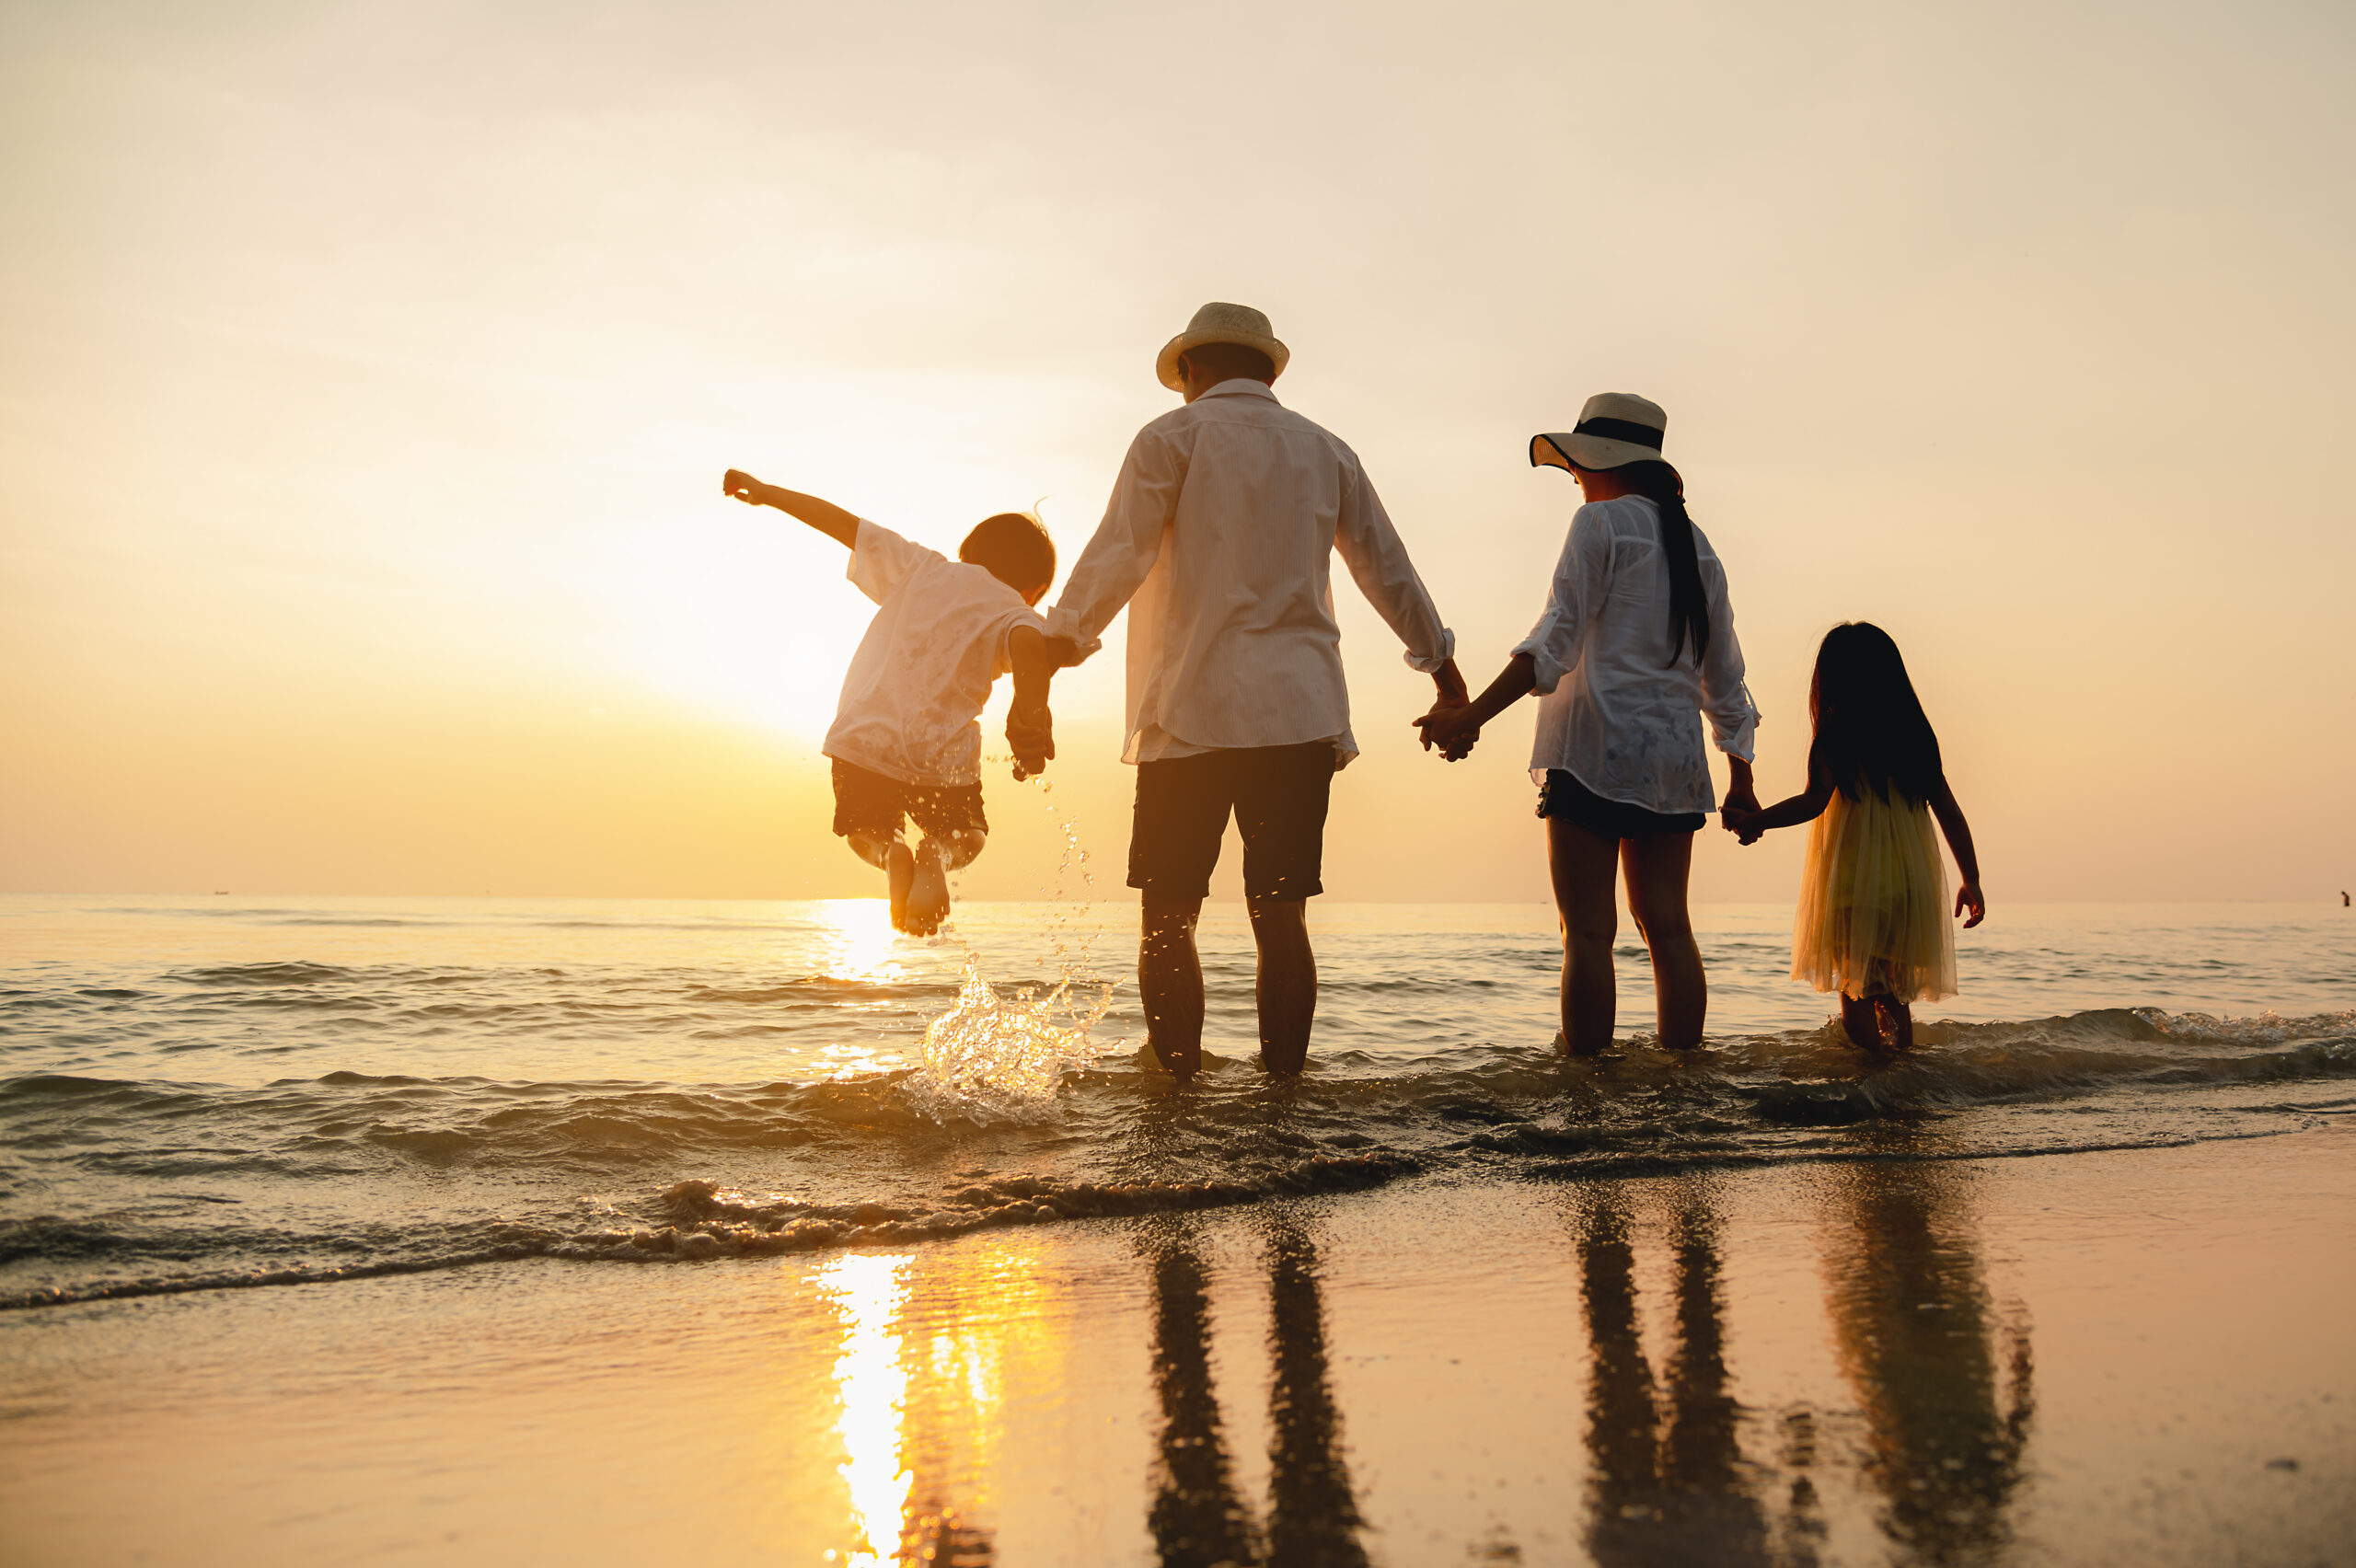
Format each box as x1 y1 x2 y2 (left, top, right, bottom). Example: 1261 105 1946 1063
6 1119 2350 1565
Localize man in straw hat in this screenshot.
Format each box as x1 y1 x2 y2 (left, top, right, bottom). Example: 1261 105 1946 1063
1037 302 1467 1080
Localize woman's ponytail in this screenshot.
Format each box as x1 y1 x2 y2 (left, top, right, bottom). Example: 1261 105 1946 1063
1610 461 1710 666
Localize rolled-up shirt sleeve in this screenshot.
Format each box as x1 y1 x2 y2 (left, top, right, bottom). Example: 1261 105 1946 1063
1511 506 1611 695
1698 559 1760 760
1333 455 1455 673
1043 429 1182 661
846 519 940 606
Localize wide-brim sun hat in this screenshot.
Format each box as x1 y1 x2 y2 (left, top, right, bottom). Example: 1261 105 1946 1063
1156 301 1291 392
1531 392 1669 472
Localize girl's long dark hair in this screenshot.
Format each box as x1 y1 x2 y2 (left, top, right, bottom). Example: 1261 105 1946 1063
1603 460 1710 666
1808 621 1945 803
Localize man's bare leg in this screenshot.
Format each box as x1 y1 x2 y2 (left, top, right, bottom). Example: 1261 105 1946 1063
1140 895 1206 1080
1246 896 1316 1075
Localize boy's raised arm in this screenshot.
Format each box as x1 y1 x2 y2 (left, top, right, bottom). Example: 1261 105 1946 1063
722 470 860 548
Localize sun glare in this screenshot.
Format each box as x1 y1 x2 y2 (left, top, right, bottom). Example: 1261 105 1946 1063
814 899 905 983
582 396 1087 740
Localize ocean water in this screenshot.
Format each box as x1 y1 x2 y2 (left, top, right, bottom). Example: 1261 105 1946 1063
1 893 2350 1311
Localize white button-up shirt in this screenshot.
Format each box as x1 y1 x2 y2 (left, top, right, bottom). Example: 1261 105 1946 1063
1515 495 1759 814
823 520 1047 788
1046 380 1455 765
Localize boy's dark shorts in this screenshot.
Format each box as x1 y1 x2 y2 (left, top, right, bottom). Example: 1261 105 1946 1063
1536 768 1704 838
1130 742 1336 903
830 758 987 843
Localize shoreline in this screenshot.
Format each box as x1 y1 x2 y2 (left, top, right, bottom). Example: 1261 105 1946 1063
5 1124 2350 1564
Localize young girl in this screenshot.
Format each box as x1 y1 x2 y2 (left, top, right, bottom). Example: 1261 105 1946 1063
1724 622 1984 1051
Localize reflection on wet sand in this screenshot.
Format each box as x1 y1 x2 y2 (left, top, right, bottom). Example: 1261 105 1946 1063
817 1253 916 1567
1144 1227 1260 1566
805 1160 2034 1564
1570 1165 2033 1568
1819 1161 2033 1565
1139 1214 1371 1568
1576 1184 1773 1565
1263 1221 1371 1568
820 1239 1069 1563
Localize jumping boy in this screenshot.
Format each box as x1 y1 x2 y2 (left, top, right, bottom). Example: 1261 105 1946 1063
722 469 1058 934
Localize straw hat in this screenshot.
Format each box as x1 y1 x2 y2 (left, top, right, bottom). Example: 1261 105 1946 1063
1156 302 1291 392
1530 392 1669 473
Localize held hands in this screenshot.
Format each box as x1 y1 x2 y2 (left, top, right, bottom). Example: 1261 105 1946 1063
1008 703 1055 781
1413 703 1479 762
1413 659 1478 761
1954 881 1986 928
1719 773 1763 845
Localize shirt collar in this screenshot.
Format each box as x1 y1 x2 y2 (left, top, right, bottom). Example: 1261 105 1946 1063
1199 378 1280 404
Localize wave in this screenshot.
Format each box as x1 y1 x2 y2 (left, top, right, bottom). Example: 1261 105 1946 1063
0 1007 2347 1313
5 1007 2349 1162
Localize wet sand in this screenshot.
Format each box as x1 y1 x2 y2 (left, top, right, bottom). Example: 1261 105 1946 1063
4 1123 2350 1566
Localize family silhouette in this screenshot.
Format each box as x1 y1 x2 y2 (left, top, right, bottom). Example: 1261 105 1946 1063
727 301 1986 1074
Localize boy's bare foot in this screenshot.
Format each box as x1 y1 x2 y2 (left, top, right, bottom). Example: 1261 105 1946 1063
886 841 916 932
904 839 951 936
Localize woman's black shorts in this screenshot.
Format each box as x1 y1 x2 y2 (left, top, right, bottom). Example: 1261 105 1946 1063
1536 769 1704 838
1129 742 1336 902
830 758 987 843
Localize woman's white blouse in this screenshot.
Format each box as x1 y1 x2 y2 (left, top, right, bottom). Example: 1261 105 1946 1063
1513 495 1759 815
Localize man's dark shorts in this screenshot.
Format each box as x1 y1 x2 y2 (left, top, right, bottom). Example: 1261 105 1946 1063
830 758 987 843
1130 742 1336 903
1536 768 1704 838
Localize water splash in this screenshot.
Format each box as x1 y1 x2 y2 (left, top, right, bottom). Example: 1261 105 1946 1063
903 958 1110 1121
907 772 1118 1120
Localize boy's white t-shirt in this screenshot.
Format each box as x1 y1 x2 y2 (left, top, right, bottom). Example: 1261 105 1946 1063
823 519 1047 789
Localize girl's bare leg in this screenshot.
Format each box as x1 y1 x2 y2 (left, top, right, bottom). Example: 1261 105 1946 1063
1876 997 1915 1051
1838 993 1884 1050
1622 830 1705 1050
1547 816 1622 1055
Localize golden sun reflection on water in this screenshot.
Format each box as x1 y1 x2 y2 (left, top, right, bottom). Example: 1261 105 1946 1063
819 1252 914 1566
811 899 914 1078
814 899 906 984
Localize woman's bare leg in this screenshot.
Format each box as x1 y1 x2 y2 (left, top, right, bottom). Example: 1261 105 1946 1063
1623 830 1706 1050
1547 816 1622 1055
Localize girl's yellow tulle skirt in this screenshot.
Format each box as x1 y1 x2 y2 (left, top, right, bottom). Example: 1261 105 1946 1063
1792 787 1957 1003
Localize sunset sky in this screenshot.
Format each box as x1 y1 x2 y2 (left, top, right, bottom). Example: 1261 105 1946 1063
4 0 2350 903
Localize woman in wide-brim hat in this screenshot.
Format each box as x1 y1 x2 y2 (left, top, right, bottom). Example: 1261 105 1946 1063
1416 393 1761 1054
